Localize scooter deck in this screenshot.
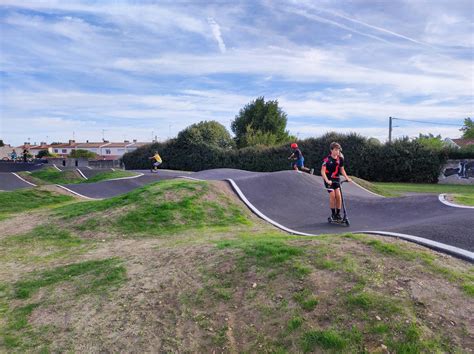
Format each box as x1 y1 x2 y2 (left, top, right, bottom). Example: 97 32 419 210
327 217 350 227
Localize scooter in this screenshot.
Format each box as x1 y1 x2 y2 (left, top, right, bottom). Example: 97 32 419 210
327 180 350 227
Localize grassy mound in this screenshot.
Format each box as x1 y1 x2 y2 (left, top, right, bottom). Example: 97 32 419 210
0 179 472 352
0 188 74 220
55 179 250 237
20 168 138 185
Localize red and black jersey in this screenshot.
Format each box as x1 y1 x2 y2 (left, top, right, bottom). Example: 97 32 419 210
322 155 344 180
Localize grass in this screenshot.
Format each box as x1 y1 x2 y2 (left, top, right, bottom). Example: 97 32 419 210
23 168 138 185
0 225 90 264
452 194 474 206
26 167 84 184
0 177 472 352
1 258 126 351
13 257 126 299
216 233 303 268
352 177 474 206
0 188 74 219
348 234 474 298
82 170 137 183
301 329 348 352
56 179 250 237
293 289 318 311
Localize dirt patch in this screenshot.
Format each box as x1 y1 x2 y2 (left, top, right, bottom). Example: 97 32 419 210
0 211 46 239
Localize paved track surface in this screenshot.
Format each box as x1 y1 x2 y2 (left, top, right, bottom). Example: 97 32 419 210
2 167 472 255
60 170 185 199
0 172 34 191
209 170 473 252
0 162 45 172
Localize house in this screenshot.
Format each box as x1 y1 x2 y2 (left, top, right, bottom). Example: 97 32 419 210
29 142 53 157
75 142 111 156
0 144 14 159
444 138 474 149
14 139 151 160
50 140 78 157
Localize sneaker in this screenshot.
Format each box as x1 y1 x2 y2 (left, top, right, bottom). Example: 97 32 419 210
310 168 314 175
335 214 343 221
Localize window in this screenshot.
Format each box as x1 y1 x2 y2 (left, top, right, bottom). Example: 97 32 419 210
62 149 67 153
106 149 111 155
54 149 58 153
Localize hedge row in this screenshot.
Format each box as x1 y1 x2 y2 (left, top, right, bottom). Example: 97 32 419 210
445 148 474 160
123 133 448 183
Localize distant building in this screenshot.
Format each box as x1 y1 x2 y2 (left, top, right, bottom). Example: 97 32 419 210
444 138 474 149
0 144 14 159
50 140 78 157
29 142 53 156
23 139 150 159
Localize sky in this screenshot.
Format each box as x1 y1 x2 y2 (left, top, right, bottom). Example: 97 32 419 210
0 0 473 146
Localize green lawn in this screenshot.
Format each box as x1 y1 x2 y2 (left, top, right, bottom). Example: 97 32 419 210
0 188 74 219
21 168 138 185
82 170 138 183
24 168 83 185
352 177 474 206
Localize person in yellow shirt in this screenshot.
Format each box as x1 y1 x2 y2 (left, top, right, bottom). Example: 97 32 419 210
149 151 162 173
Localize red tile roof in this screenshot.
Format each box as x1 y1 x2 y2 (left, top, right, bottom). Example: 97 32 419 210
452 138 474 148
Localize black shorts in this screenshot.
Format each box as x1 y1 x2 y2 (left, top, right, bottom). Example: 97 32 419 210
324 180 340 193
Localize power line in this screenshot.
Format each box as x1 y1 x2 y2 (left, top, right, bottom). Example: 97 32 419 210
389 116 463 143
391 117 461 127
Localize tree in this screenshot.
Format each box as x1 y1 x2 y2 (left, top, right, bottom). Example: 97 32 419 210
0 140 4 147
231 97 292 148
414 133 445 150
177 121 234 149
460 117 474 139
37 149 52 158
69 149 97 159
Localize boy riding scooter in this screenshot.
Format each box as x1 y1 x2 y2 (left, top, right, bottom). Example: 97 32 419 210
288 143 314 174
321 142 352 223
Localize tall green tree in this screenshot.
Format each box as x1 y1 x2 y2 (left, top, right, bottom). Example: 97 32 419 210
414 133 445 150
177 120 234 149
460 117 474 139
231 97 292 148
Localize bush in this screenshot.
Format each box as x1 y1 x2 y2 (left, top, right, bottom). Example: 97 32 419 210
69 149 97 159
176 121 234 150
36 150 52 158
445 146 474 160
122 133 446 183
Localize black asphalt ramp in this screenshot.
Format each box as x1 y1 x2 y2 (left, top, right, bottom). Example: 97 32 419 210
0 162 45 172
192 169 474 253
0 172 34 191
39 167 473 255
61 170 185 199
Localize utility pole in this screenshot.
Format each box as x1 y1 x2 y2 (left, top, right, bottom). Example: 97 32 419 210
388 116 393 143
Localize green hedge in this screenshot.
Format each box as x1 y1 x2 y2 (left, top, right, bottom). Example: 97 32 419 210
122 133 447 183
445 147 474 160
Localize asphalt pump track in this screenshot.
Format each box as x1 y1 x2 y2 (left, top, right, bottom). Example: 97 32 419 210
1 167 473 260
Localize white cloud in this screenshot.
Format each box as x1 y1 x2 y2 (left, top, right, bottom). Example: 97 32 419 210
112 47 472 97
207 17 226 53
2 88 468 146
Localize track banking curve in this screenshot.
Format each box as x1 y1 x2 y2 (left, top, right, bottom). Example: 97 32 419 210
1 166 472 260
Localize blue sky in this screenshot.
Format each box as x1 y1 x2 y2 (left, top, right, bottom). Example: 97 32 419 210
1 0 472 145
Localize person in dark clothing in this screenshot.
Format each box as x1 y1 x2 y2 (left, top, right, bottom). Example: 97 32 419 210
321 142 352 221
288 143 314 174
22 148 28 162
